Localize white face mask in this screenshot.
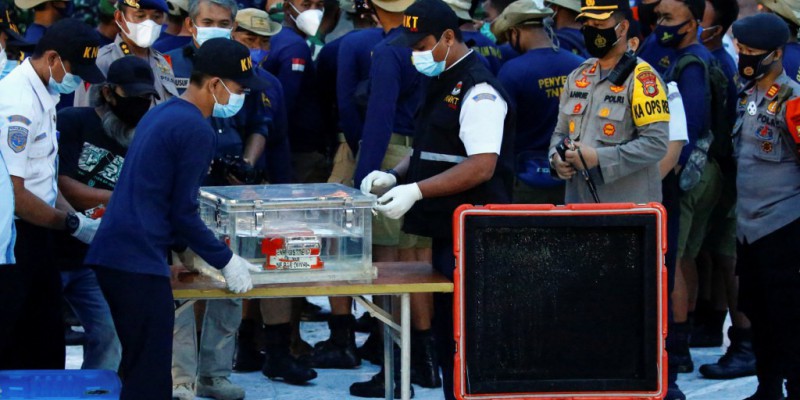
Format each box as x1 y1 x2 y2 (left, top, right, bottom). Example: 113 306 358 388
289 3 323 37
117 15 162 48
193 21 232 47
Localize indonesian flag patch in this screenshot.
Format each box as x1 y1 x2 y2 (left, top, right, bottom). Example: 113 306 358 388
291 58 306 72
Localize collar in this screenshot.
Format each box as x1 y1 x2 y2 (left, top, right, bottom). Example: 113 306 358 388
115 34 149 57
445 49 474 72
20 58 59 111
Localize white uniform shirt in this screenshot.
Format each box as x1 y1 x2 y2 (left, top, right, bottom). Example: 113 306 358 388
459 83 508 156
0 151 15 264
666 82 688 144
0 58 60 207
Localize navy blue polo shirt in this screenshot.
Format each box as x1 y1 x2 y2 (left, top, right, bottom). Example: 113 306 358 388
498 47 584 154
85 98 233 276
353 27 424 186
784 42 800 84
639 34 676 76
556 27 590 59
463 30 503 75
153 33 193 54
336 27 384 152
666 43 713 166
262 27 324 153
499 43 519 64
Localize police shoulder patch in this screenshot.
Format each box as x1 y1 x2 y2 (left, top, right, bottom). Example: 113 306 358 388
7 125 29 153
8 115 31 125
631 63 670 127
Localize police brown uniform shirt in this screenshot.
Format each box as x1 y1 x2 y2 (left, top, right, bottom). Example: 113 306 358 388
550 58 670 203
72 35 178 107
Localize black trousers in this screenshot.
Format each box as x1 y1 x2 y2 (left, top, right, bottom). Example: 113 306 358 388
0 221 65 369
432 236 457 400
93 266 174 400
738 217 800 396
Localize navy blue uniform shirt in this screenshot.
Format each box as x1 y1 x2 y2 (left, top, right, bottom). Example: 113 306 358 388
153 33 193 54
463 30 503 75
666 43 713 166
353 27 424 186
639 34 676 76
85 98 233 276
23 23 47 44
556 27 590 59
262 27 324 153
784 42 800 84
712 46 739 123
337 28 383 152
499 43 519 64
498 47 584 154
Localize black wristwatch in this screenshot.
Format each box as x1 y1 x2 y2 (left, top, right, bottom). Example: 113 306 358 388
384 168 401 181
65 212 80 234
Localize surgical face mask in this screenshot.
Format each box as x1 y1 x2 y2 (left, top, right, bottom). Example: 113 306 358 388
582 23 620 59
738 51 775 81
654 20 689 48
480 22 496 43
0 59 18 80
250 48 269 65
411 38 449 77
193 21 232 47
289 3 323 36
49 56 80 94
212 79 245 118
117 15 161 48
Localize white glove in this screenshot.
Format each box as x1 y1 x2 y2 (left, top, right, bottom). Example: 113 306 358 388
360 170 397 195
176 248 198 273
72 214 101 244
221 254 260 294
375 183 422 220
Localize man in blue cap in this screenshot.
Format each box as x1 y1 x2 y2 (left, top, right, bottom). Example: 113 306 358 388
0 18 104 370
85 38 267 400
730 12 800 400
73 0 179 107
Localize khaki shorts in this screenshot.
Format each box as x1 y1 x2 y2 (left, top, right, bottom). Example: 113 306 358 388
677 159 723 259
327 136 356 186
512 178 565 205
701 167 737 258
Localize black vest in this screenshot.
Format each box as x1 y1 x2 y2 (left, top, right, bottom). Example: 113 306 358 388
403 52 515 239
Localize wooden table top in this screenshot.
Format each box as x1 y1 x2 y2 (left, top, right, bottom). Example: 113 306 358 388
172 262 454 300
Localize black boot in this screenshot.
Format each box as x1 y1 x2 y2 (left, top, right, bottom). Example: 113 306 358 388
262 323 317 385
411 329 441 388
666 363 685 400
311 314 360 369
669 322 694 373
699 327 756 379
299 298 330 322
691 309 727 348
350 366 415 398
233 319 265 372
743 376 785 400
355 312 375 333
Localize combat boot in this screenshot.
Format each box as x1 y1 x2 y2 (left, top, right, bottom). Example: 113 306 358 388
350 366 415 398
743 376 786 400
261 323 318 384
233 319 264 372
311 314 360 369
699 327 756 379
669 322 694 373
411 329 441 388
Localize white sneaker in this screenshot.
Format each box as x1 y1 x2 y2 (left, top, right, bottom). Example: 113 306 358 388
197 376 245 400
172 383 195 400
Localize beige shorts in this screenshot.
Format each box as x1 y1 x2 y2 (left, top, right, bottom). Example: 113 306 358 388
327 136 356 186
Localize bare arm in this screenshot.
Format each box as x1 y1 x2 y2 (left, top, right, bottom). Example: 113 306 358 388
12 176 68 230
58 175 112 210
659 141 684 179
243 134 266 166
416 153 497 198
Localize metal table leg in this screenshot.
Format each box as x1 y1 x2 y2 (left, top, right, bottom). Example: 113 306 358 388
384 296 394 400
400 293 411 400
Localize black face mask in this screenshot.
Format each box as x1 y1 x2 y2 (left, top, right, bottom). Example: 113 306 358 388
583 23 620 59
738 51 775 81
110 93 152 128
654 20 689 48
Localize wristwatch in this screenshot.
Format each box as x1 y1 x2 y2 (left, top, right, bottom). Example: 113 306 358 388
384 168 401 181
65 212 80 234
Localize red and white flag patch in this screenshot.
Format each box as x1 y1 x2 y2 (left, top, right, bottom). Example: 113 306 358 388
291 58 306 72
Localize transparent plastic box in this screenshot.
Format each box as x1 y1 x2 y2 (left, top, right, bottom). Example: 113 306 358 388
198 183 376 284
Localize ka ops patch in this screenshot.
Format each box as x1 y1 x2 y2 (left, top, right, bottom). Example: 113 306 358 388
7 125 29 153
631 63 670 127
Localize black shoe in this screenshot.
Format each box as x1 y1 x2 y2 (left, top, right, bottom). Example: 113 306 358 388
349 369 415 399
233 320 265 372
355 313 375 333
262 323 318 385
699 327 756 379
669 322 694 373
690 310 726 348
743 377 786 400
411 329 441 388
357 331 383 365
666 381 686 400
300 298 330 322
311 315 360 369
65 326 86 346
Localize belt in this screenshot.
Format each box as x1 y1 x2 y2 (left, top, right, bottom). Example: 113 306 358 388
389 133 413 147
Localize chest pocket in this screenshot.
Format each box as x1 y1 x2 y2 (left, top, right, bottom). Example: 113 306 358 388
563 98 587 140
27 131 53 159
752 122 783 163
595 104 629 146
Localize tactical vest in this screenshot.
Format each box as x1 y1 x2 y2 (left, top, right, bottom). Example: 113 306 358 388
403 52 515 239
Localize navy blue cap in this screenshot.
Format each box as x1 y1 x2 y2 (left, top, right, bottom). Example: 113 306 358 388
36 18 105 84
732 13 790 51
392 0 460 47
0 4 33 50
107 56 160 99
193 38 269 91
118 0 169 13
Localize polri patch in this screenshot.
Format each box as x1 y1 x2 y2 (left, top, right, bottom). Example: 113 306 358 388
7 125 28 153
636 71 659 98
603 123 615 136
756 125 773 140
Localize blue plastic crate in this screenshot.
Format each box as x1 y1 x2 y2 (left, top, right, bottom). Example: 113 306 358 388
0 370 120 399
